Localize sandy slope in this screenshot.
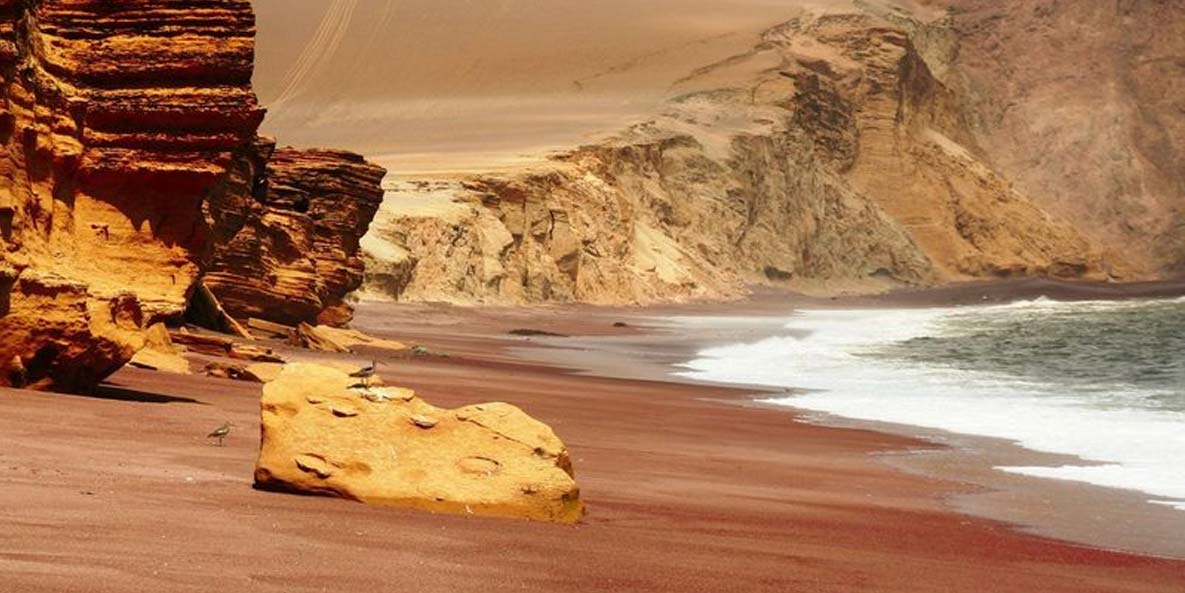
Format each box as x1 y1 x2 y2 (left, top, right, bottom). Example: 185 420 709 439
254 0 930 174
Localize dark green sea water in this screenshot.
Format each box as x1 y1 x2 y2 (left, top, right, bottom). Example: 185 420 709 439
683 297 1185 508
875 298 1185 412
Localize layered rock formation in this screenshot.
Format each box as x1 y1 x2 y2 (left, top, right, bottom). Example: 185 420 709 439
204 144 385 327
363 11 1105 305
255 364 584 524
0 2 383 392
0 0 262 391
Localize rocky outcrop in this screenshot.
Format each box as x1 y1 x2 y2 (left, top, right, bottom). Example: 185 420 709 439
940 0 1185 276
362 12 1105 305
128 324 190 375
204 145 385 327
0 2 384 392
254 364 584 524
0 0 262 391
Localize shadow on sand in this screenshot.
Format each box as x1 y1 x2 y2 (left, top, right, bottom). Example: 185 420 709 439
73 384 209 405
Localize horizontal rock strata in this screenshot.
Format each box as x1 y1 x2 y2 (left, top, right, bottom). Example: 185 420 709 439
0 1 384 392
204 145 386 327
0 0 261 391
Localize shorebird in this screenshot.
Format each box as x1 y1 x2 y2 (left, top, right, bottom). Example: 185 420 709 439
207 421 233 447
349 360 378 388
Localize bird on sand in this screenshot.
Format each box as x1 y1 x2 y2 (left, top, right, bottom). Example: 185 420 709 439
349 360 378 388
207 421 233 446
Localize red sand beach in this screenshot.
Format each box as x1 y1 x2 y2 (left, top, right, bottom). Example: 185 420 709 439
2 290 1184 593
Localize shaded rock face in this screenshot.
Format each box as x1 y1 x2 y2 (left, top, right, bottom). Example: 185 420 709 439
0 1 384 392
205 144 386 327
942 0 1185 276
254 364 584 524
363 12 1104 305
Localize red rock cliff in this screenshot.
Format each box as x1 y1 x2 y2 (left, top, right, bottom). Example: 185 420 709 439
204 144 385 327
0 0 384 392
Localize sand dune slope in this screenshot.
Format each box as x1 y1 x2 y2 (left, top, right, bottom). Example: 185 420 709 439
254 0 908 173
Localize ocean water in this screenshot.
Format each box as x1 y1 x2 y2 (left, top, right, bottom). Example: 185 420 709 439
678 298 1185 510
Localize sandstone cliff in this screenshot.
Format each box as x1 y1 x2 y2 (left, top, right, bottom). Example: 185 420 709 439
205 144 385 327
0 0 262 391
362 11 1106 305
0 1 383 392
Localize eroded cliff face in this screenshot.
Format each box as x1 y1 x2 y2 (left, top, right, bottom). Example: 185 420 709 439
0 1 384 392
205 144 385 327
0 0 262 391
941 0 1185 276
363 11 1104 305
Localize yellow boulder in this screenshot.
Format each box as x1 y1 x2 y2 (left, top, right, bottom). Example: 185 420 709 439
253 364 584 523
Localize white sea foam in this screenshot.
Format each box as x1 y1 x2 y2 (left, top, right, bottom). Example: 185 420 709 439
677 300 1185 510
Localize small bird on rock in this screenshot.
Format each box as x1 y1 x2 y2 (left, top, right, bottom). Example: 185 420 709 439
207 421 233 446
349 360 378 388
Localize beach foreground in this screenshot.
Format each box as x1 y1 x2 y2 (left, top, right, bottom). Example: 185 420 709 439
2 294 1183 592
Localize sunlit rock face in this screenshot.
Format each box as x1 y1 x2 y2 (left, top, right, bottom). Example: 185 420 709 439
204 145 386 328
0 1 383 392
0 0 261 391
254 364 585 524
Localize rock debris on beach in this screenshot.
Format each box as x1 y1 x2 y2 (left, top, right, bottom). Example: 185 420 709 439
254 364 584 524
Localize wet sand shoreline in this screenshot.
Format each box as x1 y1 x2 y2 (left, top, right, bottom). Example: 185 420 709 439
1 280 1184 592
501 284 1185 560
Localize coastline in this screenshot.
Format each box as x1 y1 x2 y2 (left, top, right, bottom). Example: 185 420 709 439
1 281 1184 591
2 1 1183 591
498 287 1185 560
355 281 1185 563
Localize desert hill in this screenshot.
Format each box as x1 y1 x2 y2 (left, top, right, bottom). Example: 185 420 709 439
253 0 904 175
253 0 1185 304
